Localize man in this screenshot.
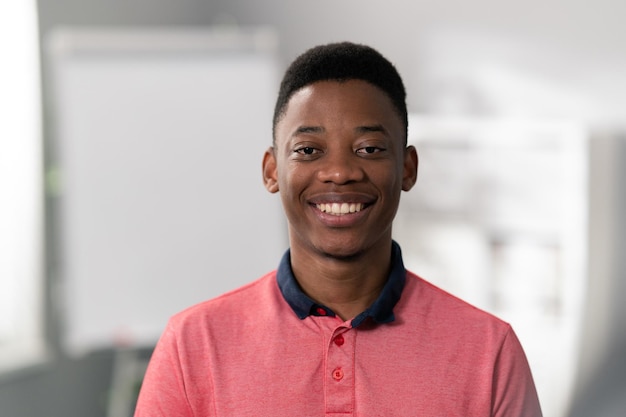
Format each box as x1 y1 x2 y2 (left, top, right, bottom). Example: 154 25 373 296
134 42 542 416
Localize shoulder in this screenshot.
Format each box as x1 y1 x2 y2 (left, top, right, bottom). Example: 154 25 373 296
401 270 512 337
167 271 281 331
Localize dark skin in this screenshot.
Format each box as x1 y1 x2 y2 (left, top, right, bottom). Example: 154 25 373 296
263 80 418 320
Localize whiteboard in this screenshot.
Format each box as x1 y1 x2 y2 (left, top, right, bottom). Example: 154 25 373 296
47 27 287 355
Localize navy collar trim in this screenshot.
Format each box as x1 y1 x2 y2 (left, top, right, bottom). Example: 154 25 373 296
276 241 406 327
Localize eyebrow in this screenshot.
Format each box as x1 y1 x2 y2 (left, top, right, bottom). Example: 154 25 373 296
291 124 389 137
356 124 389 135
293 125 325 136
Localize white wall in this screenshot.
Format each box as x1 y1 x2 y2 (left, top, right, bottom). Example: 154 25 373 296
210 0 626 127
38 1 626 128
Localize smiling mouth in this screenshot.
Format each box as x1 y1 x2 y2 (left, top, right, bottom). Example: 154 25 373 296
315 202 365 216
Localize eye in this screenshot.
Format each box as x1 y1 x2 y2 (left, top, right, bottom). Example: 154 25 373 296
296 147 316 155
293 146 322 158
356 146 385 155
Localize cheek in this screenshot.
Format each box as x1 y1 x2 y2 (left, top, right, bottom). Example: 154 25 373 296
278 164 309 192
277 170 301 203
276 168 291 191
370 164 403 190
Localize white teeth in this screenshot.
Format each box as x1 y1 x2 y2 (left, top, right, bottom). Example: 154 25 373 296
316 202 364 215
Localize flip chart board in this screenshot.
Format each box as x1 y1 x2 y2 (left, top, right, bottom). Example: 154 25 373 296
48 27 287 355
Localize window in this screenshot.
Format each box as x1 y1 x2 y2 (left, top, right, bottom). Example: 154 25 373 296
0 0 46 372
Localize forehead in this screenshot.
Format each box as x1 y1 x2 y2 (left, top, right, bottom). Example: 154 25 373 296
276 79 403 136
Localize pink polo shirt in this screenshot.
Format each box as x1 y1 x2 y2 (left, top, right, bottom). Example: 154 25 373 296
135 248 542 416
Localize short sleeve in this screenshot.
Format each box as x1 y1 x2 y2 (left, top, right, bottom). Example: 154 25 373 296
492 326 543 417
134 322 195 417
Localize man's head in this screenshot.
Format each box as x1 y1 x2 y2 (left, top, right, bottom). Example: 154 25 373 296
264 42 417 260
272 42 408 144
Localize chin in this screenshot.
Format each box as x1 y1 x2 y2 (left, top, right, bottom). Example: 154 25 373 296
314 240 369 262
321 250 364 262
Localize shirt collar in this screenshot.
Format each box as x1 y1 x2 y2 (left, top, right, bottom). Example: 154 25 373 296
276 241 406 327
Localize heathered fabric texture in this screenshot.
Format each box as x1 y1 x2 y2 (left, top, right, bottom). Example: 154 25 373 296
135 265 541 417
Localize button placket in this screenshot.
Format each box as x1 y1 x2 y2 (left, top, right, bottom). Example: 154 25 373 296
325 326 355 414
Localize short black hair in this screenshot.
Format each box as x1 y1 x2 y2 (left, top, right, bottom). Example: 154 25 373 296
272 42 408 143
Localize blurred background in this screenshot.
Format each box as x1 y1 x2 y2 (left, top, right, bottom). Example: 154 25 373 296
1 0 625 416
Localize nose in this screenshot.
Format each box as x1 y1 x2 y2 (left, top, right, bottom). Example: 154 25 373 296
316 149 365 185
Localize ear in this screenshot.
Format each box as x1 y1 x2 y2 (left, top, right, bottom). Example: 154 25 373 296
401 145 418 191
262 146 279 193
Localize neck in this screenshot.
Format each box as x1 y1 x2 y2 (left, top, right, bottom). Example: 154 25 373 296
290 241 393 321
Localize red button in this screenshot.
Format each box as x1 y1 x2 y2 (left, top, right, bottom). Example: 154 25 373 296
315 307 327 316
334 334 345 346
332 367 344 381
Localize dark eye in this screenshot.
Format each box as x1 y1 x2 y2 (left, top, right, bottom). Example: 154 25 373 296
357 146 384 155
295 146 320 155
